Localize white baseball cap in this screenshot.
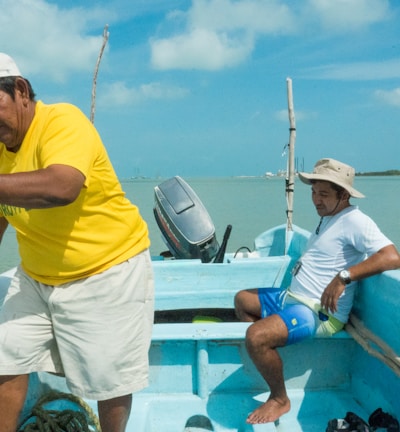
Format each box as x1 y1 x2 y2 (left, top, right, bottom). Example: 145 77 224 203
0 53 21 78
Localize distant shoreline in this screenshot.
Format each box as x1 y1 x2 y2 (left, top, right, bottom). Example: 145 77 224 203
356 170 400 176
121 171 400 181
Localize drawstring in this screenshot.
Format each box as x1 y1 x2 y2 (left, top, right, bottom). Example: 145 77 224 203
315 217 323 234
315 198 343 235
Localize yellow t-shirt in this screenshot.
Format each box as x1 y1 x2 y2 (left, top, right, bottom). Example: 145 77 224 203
0 101 150 285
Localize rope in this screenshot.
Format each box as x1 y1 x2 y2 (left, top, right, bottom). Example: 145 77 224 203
18 391 102 432
345 313 400 378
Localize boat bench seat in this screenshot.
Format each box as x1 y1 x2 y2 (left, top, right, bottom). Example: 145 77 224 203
151 322 352 341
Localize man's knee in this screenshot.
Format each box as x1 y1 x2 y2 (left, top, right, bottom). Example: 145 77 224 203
234 289 260 321
234 289 253 320
244 320 275 355
234 290 246 317
246 315 289 351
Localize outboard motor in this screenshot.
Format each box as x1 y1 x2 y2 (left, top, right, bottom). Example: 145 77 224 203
153 176 220 263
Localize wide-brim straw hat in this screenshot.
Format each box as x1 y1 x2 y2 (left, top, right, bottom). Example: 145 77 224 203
298 158 365 198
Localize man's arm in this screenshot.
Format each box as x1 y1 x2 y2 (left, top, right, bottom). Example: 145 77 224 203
0 164 85 209
347 244 400 280
321 244 400 313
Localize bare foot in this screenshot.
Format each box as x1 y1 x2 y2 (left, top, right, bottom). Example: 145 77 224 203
246 396 290 424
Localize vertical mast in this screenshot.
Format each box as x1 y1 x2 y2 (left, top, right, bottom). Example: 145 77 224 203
285 78 296 249
90 24 109 124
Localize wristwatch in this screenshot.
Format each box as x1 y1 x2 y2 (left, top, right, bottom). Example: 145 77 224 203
338 269 352 285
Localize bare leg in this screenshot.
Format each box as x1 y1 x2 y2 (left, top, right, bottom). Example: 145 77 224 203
245 315 291 424
98 394 132 432
234 289 262 322
0 374 29 432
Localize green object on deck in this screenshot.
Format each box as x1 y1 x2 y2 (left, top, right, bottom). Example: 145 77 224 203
192 315 223 323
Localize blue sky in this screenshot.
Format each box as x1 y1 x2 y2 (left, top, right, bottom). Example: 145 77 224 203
1 0 400 178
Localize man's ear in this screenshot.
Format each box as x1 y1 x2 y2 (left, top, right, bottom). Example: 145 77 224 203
341 190 350 201
14 77 30 101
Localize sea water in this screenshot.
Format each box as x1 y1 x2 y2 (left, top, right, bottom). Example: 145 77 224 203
0 176 399 273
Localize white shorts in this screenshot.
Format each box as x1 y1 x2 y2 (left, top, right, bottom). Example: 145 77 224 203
0 249 154 401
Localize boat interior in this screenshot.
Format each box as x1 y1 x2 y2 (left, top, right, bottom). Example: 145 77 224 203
2 223 398 431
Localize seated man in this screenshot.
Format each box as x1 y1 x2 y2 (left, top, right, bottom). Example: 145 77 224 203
234 158 400 425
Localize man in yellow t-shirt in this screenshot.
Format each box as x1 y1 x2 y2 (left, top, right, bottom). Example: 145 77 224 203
0 53 154 432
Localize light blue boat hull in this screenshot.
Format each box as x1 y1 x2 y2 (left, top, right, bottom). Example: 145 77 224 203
1 224 399 431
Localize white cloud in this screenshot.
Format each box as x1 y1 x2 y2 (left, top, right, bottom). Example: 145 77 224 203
1 0 396 80
150 0 392 71
151 28 254 70
0 0 110 81
140 82 189 99
98 81 189 107
374 88 400 107
98 82 134 106
188 0 296 34
303 59 400 80
151 0 296 70
307 0 390 31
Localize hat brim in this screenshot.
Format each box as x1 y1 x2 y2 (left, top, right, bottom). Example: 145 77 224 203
298 172 365 198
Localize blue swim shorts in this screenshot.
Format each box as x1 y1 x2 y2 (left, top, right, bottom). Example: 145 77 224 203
258 287 316 345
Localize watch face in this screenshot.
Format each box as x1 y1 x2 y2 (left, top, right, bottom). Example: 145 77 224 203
340 270 351 283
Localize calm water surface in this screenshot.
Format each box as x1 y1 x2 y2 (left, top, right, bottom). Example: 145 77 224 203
0 176 399 273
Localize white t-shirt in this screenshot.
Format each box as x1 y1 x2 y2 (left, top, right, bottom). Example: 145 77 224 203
290 206 392 323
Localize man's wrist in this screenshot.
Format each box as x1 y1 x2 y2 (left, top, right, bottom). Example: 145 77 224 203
338 269 352 285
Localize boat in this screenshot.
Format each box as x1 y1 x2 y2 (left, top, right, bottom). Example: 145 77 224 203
2 79 399 431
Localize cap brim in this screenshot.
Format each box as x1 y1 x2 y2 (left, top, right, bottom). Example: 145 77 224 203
0 53 21 78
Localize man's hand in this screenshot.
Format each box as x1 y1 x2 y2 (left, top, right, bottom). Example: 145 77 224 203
321 244 400 314
320 275 346 314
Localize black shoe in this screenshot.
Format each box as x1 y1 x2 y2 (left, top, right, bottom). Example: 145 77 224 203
344 412 372 431
326 411 372 432
326 418 351 431
369 408 400 432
